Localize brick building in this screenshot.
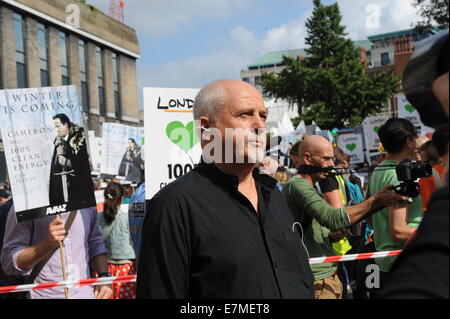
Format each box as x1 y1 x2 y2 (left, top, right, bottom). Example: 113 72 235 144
0 0 140 136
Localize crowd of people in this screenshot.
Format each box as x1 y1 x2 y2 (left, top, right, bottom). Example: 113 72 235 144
0 32 448 300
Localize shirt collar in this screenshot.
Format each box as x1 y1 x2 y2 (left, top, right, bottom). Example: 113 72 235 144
197 158 277 191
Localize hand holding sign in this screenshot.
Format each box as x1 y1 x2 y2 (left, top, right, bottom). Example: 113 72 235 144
48 215 66 248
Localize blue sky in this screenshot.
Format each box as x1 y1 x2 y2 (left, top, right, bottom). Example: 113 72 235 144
87 0 422 105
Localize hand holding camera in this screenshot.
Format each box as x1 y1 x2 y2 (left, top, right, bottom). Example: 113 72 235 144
373 185 411 209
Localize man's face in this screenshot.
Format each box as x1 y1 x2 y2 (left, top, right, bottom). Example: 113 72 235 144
53 118 69 137
214 84 268 164
406 137 418 158
304 144 335 180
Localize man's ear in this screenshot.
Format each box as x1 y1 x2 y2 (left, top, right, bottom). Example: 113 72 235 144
197 116 212 141
303 152 312 165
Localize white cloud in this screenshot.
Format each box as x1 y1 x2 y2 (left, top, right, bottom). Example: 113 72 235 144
260 11 310 52
124 0 423 103
138 50 248 89
338 0 421 40
85 0 247 36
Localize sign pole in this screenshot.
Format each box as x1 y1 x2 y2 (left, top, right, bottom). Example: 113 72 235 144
58 215 69 299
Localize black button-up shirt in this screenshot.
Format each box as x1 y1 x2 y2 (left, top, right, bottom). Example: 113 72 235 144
136 162 314 299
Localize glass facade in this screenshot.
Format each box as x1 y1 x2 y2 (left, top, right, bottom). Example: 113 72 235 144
112 52 121 119
59 32 70 85
78 39 89 112
38 23 49 87
13 13 27 88
96 46 105 116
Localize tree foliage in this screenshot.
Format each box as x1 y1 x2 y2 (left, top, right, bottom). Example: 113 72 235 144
261 0 400 130
412 0 449 32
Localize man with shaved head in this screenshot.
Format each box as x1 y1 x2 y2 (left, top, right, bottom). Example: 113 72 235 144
137 80 314 299
282 135 410 299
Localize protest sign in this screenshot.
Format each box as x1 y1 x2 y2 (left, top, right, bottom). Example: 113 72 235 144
88 130 102 175
0 85 95 222
337 133 365 164
397 93 434 136
101 123 144 183
362 115 389 151
144 87 202 199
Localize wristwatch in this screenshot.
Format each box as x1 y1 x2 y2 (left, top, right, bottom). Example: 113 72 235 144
98 272 112 278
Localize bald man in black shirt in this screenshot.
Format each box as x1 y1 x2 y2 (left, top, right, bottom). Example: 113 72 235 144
136 80 314 299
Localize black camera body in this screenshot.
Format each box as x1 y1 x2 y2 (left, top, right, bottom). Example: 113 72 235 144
394 158 432 197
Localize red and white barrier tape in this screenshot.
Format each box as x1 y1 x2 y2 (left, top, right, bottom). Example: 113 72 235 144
0 274 136 295
0 250 402 294
308 249 402 265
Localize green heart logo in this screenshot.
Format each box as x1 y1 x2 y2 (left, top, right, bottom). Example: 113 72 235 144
373 126 380 133
166 121 198 152
346 143 357 152
405 104 416 113
141 136 145 146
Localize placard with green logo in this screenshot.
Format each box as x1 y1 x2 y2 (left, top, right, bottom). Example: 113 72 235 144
362 115 389 151
396 93 434 136
337 133 364 164
144 88 201 200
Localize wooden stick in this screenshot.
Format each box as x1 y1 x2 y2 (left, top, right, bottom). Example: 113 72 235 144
59 240 69 299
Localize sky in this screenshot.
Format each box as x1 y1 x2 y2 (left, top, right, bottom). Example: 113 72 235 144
86 0 423 106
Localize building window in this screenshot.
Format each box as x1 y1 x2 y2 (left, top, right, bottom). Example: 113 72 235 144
78 39 89 112
59 32 70 85
38 23 50 87
0 50 2 89
242 77 250 83
112 52 121 119
13 13 27 88
96 46 106 116
255 76 262 85
381 52 390 66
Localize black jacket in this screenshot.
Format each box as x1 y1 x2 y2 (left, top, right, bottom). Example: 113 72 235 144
137 162 314 299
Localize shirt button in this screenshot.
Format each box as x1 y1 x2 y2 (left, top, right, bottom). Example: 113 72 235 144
273 262 278 269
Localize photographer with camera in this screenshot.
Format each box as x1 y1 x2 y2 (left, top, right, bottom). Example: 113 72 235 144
368 118 425 296
282 135 410 299
380 30 448 299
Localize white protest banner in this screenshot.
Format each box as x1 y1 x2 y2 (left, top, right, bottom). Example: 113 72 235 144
0 86 95 222
101 123 144 183
337 133 365 164
144 87 202 200
362 115 389 151
88 130 102 175
397 93 434 136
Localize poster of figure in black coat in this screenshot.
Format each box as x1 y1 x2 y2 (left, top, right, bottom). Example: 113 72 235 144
102 122 144 183
0 85 95 222
49 113 94 207
118 138 142 182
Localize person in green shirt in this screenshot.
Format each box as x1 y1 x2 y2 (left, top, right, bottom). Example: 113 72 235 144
369 118 424 293
283 135 410 299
